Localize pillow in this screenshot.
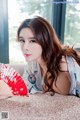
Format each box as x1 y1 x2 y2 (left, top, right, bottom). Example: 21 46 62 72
0 63 28 96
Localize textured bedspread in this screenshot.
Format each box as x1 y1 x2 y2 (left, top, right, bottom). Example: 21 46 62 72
0 93 80 120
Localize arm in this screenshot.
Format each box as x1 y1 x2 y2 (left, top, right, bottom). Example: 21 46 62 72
53 71 71 95
52 56 71 95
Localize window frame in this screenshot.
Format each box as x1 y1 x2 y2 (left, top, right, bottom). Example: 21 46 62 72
0 0 9 63
52 0 66 43
0 0 79 63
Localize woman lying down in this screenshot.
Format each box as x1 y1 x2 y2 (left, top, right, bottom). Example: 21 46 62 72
0 16 80 99
0 63 28 99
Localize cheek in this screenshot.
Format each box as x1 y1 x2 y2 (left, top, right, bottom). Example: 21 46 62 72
32 46 42 56
20 43 24 51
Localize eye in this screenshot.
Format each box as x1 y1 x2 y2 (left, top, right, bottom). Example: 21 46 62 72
29 39 36 43
19 38 25 43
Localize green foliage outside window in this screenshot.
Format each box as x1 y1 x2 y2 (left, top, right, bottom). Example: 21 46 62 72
64 0 80 48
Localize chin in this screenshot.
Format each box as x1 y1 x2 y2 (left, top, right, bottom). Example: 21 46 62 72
24 56 41 63
25 58 33 62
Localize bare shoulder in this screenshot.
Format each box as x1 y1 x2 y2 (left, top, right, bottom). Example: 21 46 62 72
60 56 68 71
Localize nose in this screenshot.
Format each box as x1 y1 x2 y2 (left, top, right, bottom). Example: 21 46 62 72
23 41 29 51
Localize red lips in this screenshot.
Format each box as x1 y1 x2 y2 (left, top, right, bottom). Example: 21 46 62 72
25 54 32 57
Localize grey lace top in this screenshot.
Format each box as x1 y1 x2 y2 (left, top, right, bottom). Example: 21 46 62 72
22 61 43 94
22 56 80 96
66 56 80 97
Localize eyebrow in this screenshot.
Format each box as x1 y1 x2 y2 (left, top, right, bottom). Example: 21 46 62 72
18 36 36 40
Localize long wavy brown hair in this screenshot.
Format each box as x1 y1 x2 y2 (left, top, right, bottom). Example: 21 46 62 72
17 16 80 94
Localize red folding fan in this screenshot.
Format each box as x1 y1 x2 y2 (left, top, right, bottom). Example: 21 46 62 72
0 63 28 96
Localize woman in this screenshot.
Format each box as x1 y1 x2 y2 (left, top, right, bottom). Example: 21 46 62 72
17 16 80 96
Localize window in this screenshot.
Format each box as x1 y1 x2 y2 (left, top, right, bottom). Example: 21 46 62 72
0 0 9 63
8 0 53 64
64 0 80 49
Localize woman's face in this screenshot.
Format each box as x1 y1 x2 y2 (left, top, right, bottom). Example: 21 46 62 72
19 28 43 63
